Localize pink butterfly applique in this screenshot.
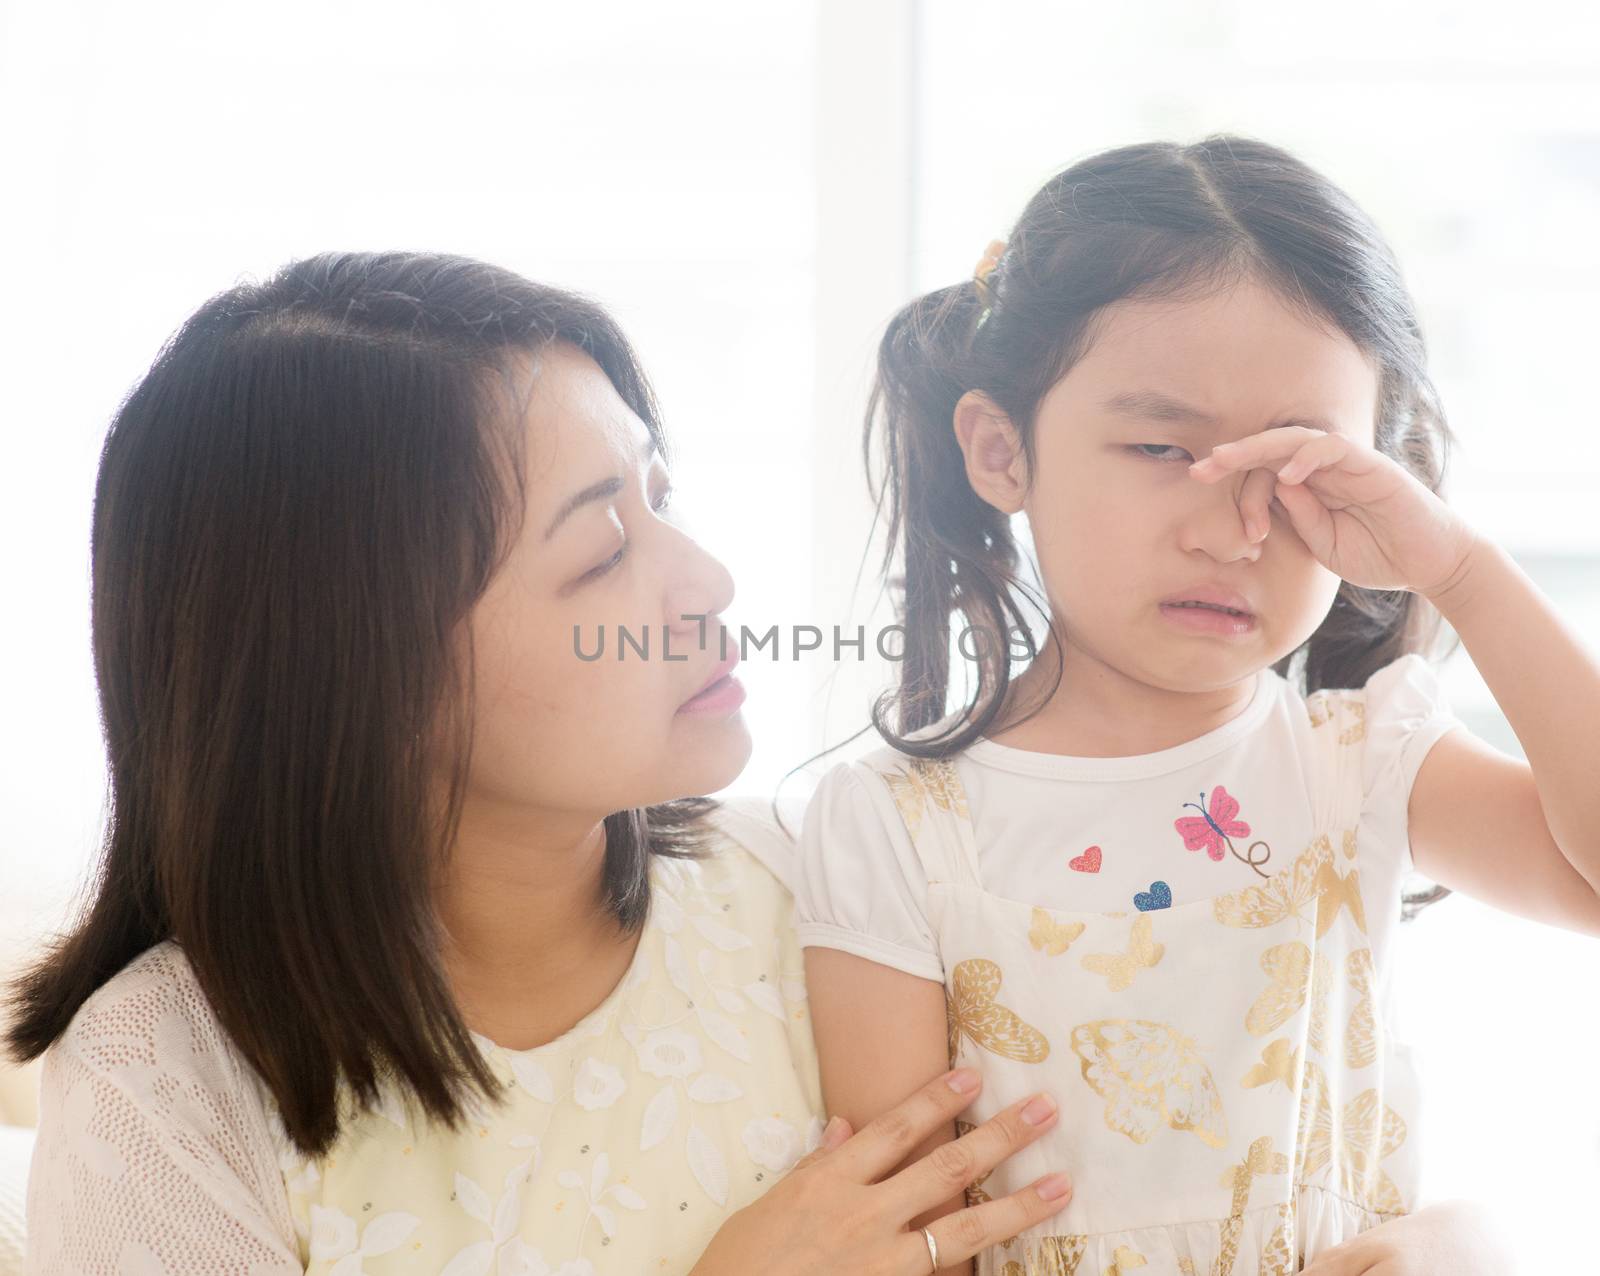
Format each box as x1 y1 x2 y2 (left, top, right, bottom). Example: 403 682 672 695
1174 785 1251 862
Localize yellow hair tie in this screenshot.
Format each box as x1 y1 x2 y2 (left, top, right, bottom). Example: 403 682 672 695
972 238 1006 331
972 238 1007 305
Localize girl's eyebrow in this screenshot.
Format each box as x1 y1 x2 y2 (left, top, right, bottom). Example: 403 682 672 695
1100 389 1337 434
542 435 660 541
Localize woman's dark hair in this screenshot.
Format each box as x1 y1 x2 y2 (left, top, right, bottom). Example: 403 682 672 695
4 250 718 1157
865 134 1460 918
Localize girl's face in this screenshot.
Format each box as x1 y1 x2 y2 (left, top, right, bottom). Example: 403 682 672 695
976 277 1381 694
461 342 749 821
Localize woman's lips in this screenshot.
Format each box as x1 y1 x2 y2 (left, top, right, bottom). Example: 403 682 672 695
675 671 747 716
677 644 744 715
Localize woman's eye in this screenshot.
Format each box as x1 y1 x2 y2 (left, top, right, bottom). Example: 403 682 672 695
583 544 627 581
1129 443 1194 463
582 488 671 583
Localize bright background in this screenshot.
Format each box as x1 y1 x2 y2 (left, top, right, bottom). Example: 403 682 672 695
3 0 1597 1265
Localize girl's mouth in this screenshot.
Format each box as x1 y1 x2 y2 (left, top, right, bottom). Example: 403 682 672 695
1159 601 1258 637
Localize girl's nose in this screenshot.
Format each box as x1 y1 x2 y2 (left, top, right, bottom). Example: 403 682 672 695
1177 471 1262 564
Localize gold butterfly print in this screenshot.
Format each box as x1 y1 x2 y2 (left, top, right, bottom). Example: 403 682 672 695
1259 1201 1297 1276
1212 836 1332 931
1345 948 1377 1069
1005 1236 1088 1276
1246 942 1332 1052
1069 1019 1227 1148
1101 1246 1147 1275
1214 1135 1289 1276
947 958 1050 1064
1306 691 1366 744
877 757 968 839
1029 907 1086 956
1241 1037 1301 1091
1294 1060 1409 1215
1313 857 1368 938
1080 915 1164 992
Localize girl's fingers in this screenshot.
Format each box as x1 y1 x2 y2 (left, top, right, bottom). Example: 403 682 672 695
879 1088 1063 1223
1273 476 1335 551
1274 433 1347 485
1238 465 1278 542
1191 424 1321 476
823 1067 987 1185
899 1166 1074 1274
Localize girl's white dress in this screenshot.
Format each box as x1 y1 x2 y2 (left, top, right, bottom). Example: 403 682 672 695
796 653 1465 1275
23 799 825 1276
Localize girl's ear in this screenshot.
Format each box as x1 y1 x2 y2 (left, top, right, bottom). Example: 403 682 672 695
953 389 1028 515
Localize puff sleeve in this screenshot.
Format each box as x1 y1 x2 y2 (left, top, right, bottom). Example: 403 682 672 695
793 761 945 983
1360 652 1470 878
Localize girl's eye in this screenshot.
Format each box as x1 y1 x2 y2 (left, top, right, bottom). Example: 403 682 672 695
1128 443 1194 463
651 486 673 514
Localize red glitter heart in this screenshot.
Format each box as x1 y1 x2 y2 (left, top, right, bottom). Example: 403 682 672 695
1069 846 1102 874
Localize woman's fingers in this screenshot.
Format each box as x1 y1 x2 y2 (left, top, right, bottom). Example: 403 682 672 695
906 1170 1075 1273
823 1067 987 1185
879 1088 1062 1223
786 1115 853 1174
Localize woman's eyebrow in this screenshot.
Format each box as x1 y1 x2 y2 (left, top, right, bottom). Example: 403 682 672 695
542 435 659 541
1100 389 1337 434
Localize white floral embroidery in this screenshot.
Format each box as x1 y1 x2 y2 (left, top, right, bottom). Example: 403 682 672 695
570 1057 626 1110
741 1117 804 1173
308 1202 420 1275
634 1028 702 1079
509 1054 555 1103
555 1150 648 1242
439 1153 538 1276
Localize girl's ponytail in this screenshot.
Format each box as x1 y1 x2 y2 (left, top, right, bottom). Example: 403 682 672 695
865 271 1052 755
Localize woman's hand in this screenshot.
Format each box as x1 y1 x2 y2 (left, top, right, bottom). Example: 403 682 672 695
1300 1199 1514 1274
1187 426 1481 602
690 1066 1071 1276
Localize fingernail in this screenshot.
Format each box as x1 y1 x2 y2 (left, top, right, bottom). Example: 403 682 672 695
1021 1092 1058 1125
1037 1172 1072 1201
822 1115 848 1147
947 1067 980 1094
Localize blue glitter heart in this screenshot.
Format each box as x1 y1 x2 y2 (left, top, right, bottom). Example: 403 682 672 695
1134 881 1172 911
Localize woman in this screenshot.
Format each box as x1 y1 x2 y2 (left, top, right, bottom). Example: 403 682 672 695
6 251 1505 1275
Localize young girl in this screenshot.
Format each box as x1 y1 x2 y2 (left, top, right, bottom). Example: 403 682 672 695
796 134 1600 1275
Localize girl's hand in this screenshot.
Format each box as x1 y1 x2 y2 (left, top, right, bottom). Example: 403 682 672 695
1188 426 1480 601
1299 1199 1514 1274
689 1067 1072 1276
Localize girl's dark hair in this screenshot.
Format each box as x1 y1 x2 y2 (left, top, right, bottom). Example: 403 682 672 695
4 250 718 1157
865 134 1460 918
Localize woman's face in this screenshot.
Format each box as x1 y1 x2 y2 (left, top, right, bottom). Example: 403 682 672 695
993 278 1382 694
462 342 749 821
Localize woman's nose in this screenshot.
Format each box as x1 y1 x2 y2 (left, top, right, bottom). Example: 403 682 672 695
1177 470 1262 564
664 530 736 637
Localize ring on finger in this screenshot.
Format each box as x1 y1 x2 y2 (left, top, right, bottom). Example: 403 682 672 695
921 1224 939 1272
